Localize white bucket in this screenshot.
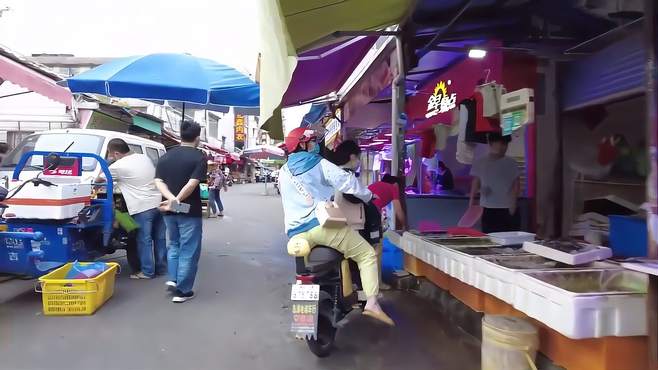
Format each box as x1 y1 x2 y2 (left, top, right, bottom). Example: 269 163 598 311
481 315 539 370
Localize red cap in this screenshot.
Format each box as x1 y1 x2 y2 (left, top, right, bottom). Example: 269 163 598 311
284 127 317 152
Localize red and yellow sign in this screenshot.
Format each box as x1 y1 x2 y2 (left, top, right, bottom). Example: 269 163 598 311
234 114 246 149
426 80 457 118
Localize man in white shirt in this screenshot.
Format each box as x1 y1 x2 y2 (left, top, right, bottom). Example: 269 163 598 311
98 139 166 279
469 133 521 233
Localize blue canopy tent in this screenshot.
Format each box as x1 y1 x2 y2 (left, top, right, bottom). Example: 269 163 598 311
66 53 259 118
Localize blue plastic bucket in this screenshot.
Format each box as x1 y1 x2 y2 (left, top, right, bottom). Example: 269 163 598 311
608 215 647 258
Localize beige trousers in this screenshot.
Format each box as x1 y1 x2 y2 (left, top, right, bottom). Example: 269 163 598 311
293 224 379 297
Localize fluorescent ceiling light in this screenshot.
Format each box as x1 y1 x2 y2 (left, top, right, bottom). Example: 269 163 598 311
468 48 487 59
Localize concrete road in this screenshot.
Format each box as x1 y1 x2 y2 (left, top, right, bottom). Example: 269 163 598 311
0 184 480 370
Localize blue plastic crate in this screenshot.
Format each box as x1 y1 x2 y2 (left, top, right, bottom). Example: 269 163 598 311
609 215 647 258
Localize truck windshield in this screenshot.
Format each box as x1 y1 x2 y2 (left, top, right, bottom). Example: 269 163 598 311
1 133 104 171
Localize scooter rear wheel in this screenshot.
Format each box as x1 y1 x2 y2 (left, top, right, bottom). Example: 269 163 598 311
306 312 336 357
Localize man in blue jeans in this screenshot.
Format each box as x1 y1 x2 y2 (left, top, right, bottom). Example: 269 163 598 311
98 139 166 279
155 120 207 303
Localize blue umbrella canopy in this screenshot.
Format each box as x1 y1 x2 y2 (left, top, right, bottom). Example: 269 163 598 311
67 53 259 108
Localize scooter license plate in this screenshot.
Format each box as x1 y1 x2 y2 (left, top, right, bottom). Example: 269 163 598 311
291 284 320 301
290 284 320 338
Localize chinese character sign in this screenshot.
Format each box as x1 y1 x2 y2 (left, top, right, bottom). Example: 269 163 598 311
426 80 457 119
234 114 246 149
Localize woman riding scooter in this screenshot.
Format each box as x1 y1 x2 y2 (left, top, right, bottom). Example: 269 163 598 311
279 127 394 326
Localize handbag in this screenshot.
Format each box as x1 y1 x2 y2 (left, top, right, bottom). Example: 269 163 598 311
282 165 347 227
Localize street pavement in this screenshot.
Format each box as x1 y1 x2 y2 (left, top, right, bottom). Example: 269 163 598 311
0 183 480 370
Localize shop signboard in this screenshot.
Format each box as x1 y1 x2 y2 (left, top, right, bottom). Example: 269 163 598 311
234 114 246 149
406 50 503 129
425 80 457 118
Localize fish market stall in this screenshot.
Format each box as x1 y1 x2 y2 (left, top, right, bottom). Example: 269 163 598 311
398 231 649 370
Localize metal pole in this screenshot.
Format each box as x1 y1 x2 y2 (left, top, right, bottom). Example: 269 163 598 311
391 34 407 230
416 143 423 194
391 34 406 178
645 1 658 366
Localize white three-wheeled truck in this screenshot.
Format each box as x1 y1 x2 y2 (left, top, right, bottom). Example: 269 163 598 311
0 150 116 277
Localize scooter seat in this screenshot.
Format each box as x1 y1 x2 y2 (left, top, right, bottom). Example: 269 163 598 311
306 246 344 273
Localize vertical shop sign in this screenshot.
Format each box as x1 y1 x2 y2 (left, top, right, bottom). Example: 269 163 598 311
234 114 246 149
323 108 342 150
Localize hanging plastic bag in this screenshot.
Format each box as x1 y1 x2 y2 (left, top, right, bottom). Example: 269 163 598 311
115 210 139 233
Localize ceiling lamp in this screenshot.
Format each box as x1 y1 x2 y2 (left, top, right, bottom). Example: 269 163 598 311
468 48 487 59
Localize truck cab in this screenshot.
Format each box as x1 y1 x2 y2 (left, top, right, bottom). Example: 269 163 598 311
0 129 166 188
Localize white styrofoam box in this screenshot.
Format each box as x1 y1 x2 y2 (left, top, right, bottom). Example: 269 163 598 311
401 233 448 271
522 240 612 265
513 269 647 339
5 178 92 220
415 237 435 265
488 231 535 246
437 247 477 285
474 256 617 305
474 256 522 304
401 232 420 254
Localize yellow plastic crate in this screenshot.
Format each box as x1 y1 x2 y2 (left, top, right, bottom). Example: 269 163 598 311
36 262 119 316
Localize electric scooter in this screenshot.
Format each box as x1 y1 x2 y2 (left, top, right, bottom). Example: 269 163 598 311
288 238 363 357
287 198 382 357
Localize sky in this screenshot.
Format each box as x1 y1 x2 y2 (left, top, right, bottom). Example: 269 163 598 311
0 0 260 76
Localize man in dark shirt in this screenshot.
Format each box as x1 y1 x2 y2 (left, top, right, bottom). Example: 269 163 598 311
155 120 207 303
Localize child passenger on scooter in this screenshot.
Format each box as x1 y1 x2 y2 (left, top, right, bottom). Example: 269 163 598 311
330 140 407 290
279 128 394 326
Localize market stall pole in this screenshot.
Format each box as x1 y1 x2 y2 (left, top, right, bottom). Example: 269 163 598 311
391 34 406 180
646 0 658 367
390 34 407 230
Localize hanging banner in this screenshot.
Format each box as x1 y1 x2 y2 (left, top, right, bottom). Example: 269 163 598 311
234 114 246 149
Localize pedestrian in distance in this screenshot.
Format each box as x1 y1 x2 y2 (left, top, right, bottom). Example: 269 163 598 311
208 163 228 217
96 138 167 280
155 120 207 303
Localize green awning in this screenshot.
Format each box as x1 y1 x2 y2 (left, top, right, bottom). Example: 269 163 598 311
132 115 162 135
261 107 284 140
258 0 414 133
87 111 130 131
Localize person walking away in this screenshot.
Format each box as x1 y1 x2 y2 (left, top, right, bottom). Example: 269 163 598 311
469 132 521 233
435 161 455 191
280 128 394 326
208 164 228 217
206 162 217 217
97 139 166 279
155 120 207 303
